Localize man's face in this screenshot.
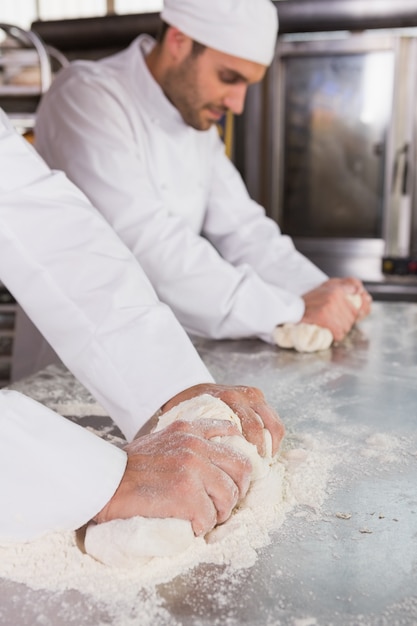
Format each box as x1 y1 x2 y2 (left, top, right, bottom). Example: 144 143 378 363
161 46 267 131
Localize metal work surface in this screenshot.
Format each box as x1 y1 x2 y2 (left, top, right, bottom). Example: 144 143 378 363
1 302 416 625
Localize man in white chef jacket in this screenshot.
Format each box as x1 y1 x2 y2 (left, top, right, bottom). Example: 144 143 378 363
0 107 284 543
35 0 372 349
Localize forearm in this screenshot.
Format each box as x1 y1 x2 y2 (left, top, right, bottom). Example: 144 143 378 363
0 111 213 439
204 148 328 296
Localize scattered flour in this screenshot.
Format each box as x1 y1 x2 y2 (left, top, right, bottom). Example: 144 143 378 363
360 433 405 463
0 432 337 625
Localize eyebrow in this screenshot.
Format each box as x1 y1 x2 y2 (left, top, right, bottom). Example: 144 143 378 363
219 67 250 83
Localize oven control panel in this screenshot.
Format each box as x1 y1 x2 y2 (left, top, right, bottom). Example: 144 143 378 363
382 257 417 276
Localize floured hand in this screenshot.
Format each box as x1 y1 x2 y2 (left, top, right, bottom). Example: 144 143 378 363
274 281 367 353
84 395 283 567
161 383 284 456
93 417 252 536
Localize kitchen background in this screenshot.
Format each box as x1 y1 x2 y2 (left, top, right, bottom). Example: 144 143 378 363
2 0 163 29
2 0 417 386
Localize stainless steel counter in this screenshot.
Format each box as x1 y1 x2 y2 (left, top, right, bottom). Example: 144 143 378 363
1 301 417 626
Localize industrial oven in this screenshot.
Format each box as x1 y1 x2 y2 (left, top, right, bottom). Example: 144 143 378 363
239 25 417 301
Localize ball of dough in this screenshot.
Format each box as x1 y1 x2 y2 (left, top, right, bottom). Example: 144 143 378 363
83 395 276 567
273 323 333 353
273 291 362 353
84 516 195 568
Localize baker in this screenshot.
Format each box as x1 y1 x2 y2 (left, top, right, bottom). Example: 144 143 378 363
35 0 372 350
0 107 284 543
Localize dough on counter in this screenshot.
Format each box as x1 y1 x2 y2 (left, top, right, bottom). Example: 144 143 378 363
273 292 363 353
273 322 333 353
84 394 278 567
84 516 195 568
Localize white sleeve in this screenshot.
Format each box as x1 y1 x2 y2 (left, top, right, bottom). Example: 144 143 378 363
0 390 127 541
0 108 213 442
34 71 307 343
204 142 328 297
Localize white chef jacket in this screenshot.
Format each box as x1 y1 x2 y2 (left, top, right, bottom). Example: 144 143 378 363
0 108 213 541
35 35 328 344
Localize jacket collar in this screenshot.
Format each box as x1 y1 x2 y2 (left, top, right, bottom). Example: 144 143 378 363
129 34 190 135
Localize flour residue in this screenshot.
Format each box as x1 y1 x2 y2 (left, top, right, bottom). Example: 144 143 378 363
0 432 336 625
360 433 406 463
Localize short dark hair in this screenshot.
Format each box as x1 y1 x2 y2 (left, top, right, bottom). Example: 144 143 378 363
158 20 206 57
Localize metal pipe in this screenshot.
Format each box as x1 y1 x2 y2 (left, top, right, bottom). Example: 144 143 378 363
275 0 417 34
31 13 161 52
30 2 417 56
0 23 52 93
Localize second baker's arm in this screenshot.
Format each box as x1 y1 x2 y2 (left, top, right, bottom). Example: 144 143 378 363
34 73 319 343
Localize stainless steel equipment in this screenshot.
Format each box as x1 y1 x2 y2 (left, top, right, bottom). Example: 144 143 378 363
0 23 67 133
0 23 52 132
272 33 417 287
239 29 417 301
272 0 417 34
1 301 416 625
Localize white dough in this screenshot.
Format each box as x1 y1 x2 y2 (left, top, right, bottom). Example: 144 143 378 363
273 323 333 353
84 516 195 568
273 292 362 353
84 394 279 567
347 293 362 310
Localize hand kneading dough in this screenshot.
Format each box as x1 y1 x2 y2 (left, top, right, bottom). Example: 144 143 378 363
154 394 273 480
273 292 362 353
84 395 277 567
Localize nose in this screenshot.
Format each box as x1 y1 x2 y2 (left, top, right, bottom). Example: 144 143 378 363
223 84 248 115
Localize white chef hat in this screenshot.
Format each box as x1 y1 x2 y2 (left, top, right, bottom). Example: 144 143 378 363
160 0 278 66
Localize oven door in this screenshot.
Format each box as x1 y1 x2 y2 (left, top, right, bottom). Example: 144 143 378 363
252 32 417 299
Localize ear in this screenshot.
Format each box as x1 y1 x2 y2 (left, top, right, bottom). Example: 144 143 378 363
164 26 193 61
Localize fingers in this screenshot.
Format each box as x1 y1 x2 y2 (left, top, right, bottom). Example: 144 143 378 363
198 448 249 529
118 421 253 536
330 308 356 341
167 419 252 499
224 401 281 457
249 402 285 456
170 449 244 536
160 383 285 458
220 401 264 455
353 288 372 320
208 386 285 457
333 276 363 295
328 277 372 321
303 281 359 341
172 419 253 500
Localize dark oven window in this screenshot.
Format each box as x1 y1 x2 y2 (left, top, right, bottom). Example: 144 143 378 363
282 50 395 239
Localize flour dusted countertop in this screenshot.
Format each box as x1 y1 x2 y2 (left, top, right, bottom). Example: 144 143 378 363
1 301 417 626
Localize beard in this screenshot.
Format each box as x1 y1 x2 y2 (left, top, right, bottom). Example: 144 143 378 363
161 55 225 131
